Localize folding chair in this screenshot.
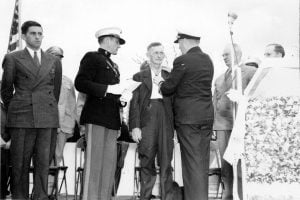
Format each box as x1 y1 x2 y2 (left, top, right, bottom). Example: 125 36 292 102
28 156 60 200
74 137 85 200
208 133 224 199
58 156 68 200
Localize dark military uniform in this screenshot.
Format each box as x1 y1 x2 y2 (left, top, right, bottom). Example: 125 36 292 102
75 48 123 200
160 46 214 200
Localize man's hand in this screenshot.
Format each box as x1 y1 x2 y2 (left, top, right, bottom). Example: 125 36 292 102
131 128 142 143
226 89 245 103
0 137 6 148
79 125 86 136
106 84 123 95
4 140 11 149
153 76 164 86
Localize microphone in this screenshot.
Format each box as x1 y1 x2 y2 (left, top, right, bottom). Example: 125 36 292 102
228 12 238 26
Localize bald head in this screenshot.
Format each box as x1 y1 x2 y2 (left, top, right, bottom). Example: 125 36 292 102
222 43 242 68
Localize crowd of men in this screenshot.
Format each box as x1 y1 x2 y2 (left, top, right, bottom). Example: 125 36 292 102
0 20 285 200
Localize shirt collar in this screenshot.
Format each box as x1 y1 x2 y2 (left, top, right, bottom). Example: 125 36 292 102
26 47 41 59
150 66 162 77
98 48 111 58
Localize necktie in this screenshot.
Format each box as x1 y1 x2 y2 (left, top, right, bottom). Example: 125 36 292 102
33 51 40 67
224 68 232 81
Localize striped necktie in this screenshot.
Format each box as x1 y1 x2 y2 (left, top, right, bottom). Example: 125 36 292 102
33 51 40 67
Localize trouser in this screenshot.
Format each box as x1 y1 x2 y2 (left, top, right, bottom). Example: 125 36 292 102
55 130 70 165
10 128 53 200
82 124 118 200
0 148 10 199
48 130 70 194
138 100 174 200
50 129 71 165
176 124 212 200
113 142 129 194
216 130 243 200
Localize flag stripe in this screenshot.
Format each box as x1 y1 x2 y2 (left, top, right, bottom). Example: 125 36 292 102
7 0 21 53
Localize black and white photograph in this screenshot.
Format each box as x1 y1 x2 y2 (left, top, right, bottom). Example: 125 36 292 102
0 0 299 199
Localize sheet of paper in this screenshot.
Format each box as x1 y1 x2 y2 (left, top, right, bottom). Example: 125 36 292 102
120 79 141 102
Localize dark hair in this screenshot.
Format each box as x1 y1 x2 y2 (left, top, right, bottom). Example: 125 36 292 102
245 62 259 68
98 36 106 44
267 43 285 57
147 42 162 51
21 21 42 34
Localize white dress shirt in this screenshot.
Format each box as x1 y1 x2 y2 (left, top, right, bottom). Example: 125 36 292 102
150 68 163 99
26 47 41 64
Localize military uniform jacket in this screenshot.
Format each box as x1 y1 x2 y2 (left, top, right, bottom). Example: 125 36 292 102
1 48 62 128
74 48 122 130
160 46 214 125
129 68 174 131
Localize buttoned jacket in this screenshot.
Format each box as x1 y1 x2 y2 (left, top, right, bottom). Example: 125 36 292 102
74 48 122 130
1 48 62 128
160 46 214 125
58 75 76 134
129 68 174 131
213 64 257 130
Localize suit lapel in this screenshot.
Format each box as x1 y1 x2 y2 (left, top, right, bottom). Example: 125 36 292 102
143 69 152 91
18 49 40 77
32 51 54 88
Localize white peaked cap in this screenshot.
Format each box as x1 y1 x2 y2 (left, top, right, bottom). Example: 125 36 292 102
95 27 125 45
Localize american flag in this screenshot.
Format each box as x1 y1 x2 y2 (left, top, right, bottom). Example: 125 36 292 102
7 0 22 53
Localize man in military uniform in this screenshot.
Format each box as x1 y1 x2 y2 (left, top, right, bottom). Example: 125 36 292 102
74 27 125 200
154 29 214 200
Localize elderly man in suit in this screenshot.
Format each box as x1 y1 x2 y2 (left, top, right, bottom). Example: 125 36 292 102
213 43 256 200
1 20 62 200
74 27 126 200
154 30 214 200
129 42 174 200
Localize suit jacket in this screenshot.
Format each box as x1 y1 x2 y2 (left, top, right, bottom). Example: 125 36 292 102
1 48 62 128
58 75 76 135
160 46 214 125
213 64 257 130
129 68 174 131
74 48 122 130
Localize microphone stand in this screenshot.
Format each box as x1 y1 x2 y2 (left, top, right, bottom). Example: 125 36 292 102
227 12 243 200
228 15 242 118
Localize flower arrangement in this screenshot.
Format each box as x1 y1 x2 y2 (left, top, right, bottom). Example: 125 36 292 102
244 96 300 184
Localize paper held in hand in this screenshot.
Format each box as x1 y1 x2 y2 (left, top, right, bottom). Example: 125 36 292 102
121 79 141 102
107 79 141 102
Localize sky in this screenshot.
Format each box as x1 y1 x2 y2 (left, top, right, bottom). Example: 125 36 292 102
0 0 299 82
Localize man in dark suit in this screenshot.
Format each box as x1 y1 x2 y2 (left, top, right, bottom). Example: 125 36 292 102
1 20 62 200
154 30 214 200
129 42 174 200
213 43 256 200
74 27 126 200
